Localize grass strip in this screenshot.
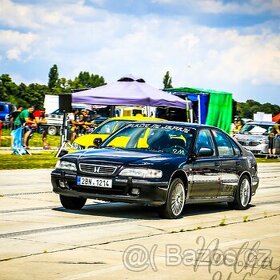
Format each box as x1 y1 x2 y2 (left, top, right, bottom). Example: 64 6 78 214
0 152 58 170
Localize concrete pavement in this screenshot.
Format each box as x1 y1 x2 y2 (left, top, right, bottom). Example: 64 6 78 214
0 163 279 280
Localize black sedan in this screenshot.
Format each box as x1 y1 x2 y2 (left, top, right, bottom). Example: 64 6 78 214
51 121 259 219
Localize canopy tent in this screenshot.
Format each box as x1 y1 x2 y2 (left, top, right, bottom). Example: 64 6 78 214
72 75 187 109
164 87 233 134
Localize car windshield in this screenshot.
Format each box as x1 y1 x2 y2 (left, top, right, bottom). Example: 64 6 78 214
93 120 130 134
101 123 195 156
239 123 273 135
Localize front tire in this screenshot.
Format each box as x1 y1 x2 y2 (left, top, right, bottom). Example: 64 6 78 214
60 195 87 210
228 175 251 210
158 178 186 219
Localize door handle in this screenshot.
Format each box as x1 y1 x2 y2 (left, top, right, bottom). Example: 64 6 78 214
236 161 241 166
215 161 220 167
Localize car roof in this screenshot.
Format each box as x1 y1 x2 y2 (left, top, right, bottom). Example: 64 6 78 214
103 116 165 122
244 121 275 125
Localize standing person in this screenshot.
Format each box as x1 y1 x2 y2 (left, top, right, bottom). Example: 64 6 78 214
68 109 79 142
33 107 49 149
76 113 90 135
231 117 242 136
267 120 280 159
9 105 23 130
14 105 36 148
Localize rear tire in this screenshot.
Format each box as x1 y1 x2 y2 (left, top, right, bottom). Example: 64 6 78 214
158 178 185 219
48 126 58 136
228 175 251 210
60 195 87 210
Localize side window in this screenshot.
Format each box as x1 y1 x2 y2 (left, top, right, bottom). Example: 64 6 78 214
212 130 234 157
231 139 242 156
195 129 215 156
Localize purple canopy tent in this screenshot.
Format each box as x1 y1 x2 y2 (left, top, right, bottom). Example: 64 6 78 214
72 75 187 109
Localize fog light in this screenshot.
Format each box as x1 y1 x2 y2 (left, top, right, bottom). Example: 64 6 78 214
59 180 69 189
131 188 140 195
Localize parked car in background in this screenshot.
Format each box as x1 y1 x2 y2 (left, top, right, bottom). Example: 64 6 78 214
71 115 164 151
234 121 276 155
44 109 65 135
0 102 16 121
52 121 259 219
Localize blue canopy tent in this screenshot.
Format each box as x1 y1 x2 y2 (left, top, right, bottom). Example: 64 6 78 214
182 93 209 124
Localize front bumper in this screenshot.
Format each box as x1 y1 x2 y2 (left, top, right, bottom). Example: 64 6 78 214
51 170 169 206
243 144 267 155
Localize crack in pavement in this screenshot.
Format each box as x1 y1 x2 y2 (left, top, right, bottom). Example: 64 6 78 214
0 218 134 239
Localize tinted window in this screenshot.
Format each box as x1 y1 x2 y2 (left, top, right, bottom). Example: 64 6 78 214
0 105 5 112
195 129 215 156
239 123 273 135
212 130 234 157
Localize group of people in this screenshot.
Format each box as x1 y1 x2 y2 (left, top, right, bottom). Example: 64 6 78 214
10 104 49 149
68 108 96 142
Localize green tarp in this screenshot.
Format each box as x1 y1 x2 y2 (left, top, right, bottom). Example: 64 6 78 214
205 92 232 134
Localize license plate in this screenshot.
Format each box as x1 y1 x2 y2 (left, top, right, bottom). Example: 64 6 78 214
77 176 112 188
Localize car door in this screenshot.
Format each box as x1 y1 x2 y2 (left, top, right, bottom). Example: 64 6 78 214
211 129 241 197
188 129 221 199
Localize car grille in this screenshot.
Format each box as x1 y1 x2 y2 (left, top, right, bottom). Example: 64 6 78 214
79 163 118 175
249 142 259 147
238 141 259 147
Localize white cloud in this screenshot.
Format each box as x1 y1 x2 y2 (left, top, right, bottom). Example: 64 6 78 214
0 30 37 61
202 29 280 86
0 0 41 29
0 0 101 30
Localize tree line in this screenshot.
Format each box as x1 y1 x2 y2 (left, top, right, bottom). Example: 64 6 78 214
0 64 105 109
0 66 279 119
234 99 279 119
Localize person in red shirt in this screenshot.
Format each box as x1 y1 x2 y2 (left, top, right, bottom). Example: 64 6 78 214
33 108 49 149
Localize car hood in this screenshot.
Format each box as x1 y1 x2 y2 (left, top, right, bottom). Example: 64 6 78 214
66 148 183 166
234 133 267 141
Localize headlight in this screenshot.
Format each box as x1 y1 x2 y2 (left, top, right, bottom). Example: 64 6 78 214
71 142 85 150
55 160 77 171
119 168 162 178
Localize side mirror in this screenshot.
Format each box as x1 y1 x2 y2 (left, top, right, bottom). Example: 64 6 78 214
198 147 214 157
93 137 102 147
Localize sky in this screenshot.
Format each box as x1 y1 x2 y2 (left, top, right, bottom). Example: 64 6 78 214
0 0 280 105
